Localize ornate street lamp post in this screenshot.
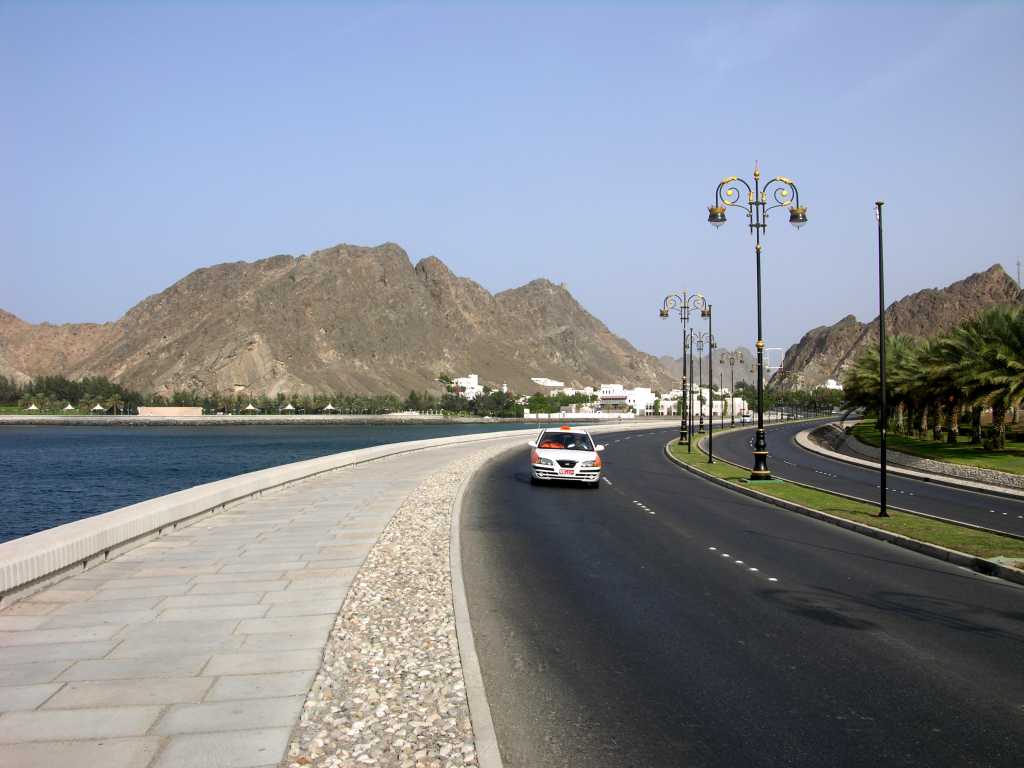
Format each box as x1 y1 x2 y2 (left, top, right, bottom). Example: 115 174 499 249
708 164 807 479
694 325 716 463
660 292 708 450
719 350 745 426
696 335 705 434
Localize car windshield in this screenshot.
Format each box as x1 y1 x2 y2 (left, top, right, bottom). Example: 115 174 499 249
537 432 593 451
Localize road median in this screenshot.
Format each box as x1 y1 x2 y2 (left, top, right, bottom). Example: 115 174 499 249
665 437 1024 587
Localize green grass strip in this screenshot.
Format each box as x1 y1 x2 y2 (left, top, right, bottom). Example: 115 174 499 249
851 423 1024 476
669 439 1024 562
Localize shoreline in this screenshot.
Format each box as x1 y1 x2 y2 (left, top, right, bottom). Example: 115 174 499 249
0 414 635 427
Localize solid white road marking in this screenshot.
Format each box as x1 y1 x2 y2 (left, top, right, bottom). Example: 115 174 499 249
602 477 612 485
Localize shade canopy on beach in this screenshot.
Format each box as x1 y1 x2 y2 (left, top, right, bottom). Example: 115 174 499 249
26 403 39 411
283 403 295 411
322 403 337 412
91 404 106 412
244 403 258 412
63 403 75 411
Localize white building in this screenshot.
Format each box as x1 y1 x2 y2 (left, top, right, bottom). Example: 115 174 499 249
453 374 485 400
531 377 565 389
557 386 596 397
660 386 748 419
824 379 844 391
599 384 657 416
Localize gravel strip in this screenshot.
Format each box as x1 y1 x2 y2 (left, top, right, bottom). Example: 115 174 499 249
285 446 503 768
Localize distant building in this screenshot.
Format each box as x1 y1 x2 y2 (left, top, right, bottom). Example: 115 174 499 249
824 379 844 391
531 377 565 389
453 374 485 400
138 406 203 418
599 384 656 415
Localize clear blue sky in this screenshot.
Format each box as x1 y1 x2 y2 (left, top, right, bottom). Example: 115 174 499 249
3 1 1022 360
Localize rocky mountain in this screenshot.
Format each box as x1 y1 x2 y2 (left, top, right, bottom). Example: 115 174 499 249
774 264 1023 389
659 347 755 389
0 243 675 396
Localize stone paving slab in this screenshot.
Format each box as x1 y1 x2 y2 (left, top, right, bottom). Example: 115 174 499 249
0 443 481 767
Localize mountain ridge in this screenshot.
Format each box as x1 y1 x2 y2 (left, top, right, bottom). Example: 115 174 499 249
775 264 1023 389
0 243 675 396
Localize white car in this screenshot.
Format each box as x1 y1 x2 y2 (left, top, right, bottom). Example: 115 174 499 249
528 426 605 488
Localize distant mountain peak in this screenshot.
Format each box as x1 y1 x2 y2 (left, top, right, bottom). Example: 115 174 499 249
776 264 1023 389
0 242 675 396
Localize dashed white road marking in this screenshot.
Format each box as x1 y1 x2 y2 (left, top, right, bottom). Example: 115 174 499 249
631 498 655 515
708 546 776 581
602 477 612 485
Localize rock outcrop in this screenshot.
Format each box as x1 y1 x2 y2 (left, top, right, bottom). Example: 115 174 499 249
775 265 1023 389
0 243 675 396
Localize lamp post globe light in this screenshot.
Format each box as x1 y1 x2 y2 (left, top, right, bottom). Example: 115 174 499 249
660 291 708 450
708 164 807 480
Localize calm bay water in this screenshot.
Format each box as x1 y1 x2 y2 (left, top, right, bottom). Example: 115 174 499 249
0 423 530 543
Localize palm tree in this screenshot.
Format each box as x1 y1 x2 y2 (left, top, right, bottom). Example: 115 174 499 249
842 335 920 433
918 336 965 443
950 305 1024 450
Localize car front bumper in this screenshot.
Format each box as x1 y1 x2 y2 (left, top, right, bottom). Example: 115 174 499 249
531 464 601 482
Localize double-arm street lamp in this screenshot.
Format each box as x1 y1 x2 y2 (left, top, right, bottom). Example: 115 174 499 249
694 326 716 463
660 291 708 450
708 164 807 479
719 350 745 426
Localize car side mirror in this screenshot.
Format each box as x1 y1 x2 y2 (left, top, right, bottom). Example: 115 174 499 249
527 441 537 448
595 445 605 452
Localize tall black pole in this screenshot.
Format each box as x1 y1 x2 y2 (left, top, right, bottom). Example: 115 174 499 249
707 308 714 463
688 330 695 452
731 360 736 426
698 339 705 434
679 308 689 446
876 201 889 517
751 168 770 479
720 371 724 431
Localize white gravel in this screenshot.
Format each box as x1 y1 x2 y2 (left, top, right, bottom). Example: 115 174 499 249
284 447 501 768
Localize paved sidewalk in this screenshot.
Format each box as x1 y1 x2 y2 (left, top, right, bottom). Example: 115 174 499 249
0 443 479 768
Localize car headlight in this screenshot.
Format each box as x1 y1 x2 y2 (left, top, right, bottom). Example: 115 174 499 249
582 458 601 468
532 451 554 466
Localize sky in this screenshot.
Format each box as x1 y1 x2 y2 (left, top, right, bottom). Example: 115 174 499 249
2 1 1022 362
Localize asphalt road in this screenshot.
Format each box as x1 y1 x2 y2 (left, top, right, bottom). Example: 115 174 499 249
710 420 1024 538
461 427 1024 768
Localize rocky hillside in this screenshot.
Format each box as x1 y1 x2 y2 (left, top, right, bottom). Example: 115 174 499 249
775 264 1023 389
0 243 675 396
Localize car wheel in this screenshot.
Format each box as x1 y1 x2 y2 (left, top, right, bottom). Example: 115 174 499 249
589 480 601 489
530 476 541 485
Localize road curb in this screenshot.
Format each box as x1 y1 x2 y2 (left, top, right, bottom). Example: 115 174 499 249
664 440 1024 588
795 424 1024 501
450 447 508 768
